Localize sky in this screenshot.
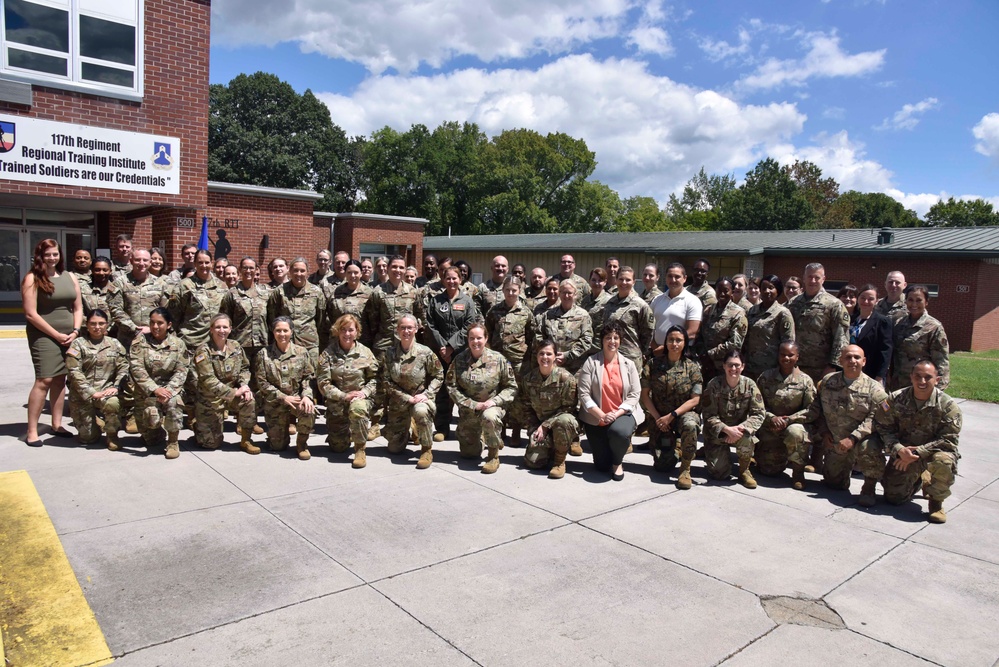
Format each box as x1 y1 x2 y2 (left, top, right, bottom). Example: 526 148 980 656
208 0 999 218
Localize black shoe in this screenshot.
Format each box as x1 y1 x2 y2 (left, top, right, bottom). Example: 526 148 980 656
51 428 74 438
26 438 43 447
612 471 625 482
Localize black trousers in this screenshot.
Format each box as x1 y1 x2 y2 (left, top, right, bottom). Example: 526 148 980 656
584 414 636 472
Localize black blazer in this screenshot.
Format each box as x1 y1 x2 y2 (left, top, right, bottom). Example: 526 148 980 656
853 310 892 381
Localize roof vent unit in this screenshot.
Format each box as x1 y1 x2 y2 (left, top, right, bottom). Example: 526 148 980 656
877 227 894 245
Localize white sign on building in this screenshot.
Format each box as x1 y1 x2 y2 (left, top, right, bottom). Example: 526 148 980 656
0 115 181 195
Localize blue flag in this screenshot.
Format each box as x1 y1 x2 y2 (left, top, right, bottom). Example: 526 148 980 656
198 215 209 252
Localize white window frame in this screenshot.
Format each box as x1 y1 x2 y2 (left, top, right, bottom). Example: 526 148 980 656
0 0 143 101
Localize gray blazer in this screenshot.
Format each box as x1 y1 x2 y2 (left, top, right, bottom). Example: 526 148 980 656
575 351 644 426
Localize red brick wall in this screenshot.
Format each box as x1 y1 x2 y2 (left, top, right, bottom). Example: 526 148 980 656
0 0 210 210
764 255 981 352
207 191 319 271
332 217 424 266
972 261 999 351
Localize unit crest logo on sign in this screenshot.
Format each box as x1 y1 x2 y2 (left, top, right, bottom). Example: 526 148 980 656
0 122 15 153
152 142 173 169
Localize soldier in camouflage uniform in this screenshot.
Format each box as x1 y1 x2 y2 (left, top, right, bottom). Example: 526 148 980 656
581 268 612 333
686 259 717 315
787 263 850 383
798 345 889 505
255 317 316 459
533 281 593 375
700 350 765 488
193 314 259 455
317 314 379 468
641 264 663 305
447 323 518 473
381 315 444 468
267 258 326 367
755 342 815 489
556 255 590 305
700 278 747 377
601 267 655 368
890 285 949 390
110 249 169 348
475 255 510 318
322 260 375 350
743 275 795 379
874 360 961 523
129 308 189 459
523 267 547 311
876 271 908 324
80 257 117 323
484 276 533 446
221 257 271 432
641 325 702 489
520 339 579 479
66 309 128 449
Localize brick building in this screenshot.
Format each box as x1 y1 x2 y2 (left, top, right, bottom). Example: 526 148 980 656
0 0 424 314
424 227 999 351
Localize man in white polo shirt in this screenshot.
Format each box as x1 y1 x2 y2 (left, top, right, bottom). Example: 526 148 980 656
650 262 703 356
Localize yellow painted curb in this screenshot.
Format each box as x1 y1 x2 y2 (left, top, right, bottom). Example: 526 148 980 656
0 307 24 314
0 470 114 666
0 330 26 338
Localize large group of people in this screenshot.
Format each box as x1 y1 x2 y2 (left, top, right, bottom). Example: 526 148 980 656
21 238 961 524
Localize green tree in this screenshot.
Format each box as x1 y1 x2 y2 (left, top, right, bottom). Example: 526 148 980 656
359 125 439 228
664 167 735 230
836 191 919 228
719 158 815 230
925 197 999 227
209 72 361 211
617 196 668 232
782 160 850 228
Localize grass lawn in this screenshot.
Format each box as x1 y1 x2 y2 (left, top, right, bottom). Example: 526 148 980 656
948 350 999 403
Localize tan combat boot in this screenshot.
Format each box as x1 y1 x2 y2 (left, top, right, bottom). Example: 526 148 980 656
805 444 823 474
481 447 500 474
124 415 139 434
737 457 757 489
927 499 947 523
165 432 180 459
416 446 433 469
509 429 523 448
240 428 261 455
352 442 367 468
569 439 583 457
296 434 311 460
791 463 807 491
106 430 120 451
252 423 265 435
367 424 381 441
676 459 693 490
548 445 568 479
857 478 878 507
288 422 297 435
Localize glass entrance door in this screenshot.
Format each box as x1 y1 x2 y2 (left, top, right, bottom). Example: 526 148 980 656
0 227 20 296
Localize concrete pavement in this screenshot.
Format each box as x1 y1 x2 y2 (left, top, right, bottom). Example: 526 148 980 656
1 337 997 667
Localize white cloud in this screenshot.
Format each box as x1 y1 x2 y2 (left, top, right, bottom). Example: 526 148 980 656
212 0 629 74
875 97 939 131
885 191 999 219
698 27 752 62
772 130 894 192
739 30 885 90
973 112 999 160
317 54 806 201
626 0 674 57
822 106 846 120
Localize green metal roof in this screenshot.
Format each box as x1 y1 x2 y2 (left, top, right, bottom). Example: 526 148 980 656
423 226 999 257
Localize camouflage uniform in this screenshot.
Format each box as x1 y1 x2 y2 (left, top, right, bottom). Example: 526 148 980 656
109 272 169 347
192 340 256 448
221 282 270 414
308 270 333 287
743 302 795 379
600 292 655 368
644 356 702 471
255 342 316 450
520 366 579 469
66 335 128 443
701 301 748 374
323 281 375 349
890 313 949 390
700 375 765 480
755 367 815 474
875 386 961 503
799 371 888 489
687 282 717 314
381 341 444 453
787 290 850 383
172 274 228 351
317 340 379 451
736 296 752 312
129 332 189 443
523 284 546 312
267 281 326 365
533 304 593 373
581 289 612 335
369 281 418 354
876 296 907 324
446 348 517 459
559 273 591 304
485 300 532 374
81 280 117 319
642 285 663 306
474 279 505 318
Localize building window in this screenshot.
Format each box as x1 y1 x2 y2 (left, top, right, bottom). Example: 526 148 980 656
1 0 142 98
